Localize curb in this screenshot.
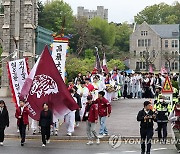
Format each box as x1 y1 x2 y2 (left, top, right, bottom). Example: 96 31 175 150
5 134 172 141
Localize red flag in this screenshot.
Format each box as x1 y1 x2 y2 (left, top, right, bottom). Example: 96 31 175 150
102 52 109 74
20 46 79 120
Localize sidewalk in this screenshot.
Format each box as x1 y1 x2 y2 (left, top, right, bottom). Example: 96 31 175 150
1 97 173 140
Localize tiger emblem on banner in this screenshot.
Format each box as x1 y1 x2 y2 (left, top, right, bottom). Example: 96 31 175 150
30 74 59 98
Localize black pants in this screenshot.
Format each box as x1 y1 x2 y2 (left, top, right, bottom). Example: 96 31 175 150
41 126 50 145
158 122 167 141
140 128 153 153
19 123 27 143
0 127 5 142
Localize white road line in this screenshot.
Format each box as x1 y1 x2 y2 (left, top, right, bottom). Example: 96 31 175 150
123 151 137 153
152 148 168 151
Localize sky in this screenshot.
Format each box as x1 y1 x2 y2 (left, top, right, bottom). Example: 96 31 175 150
41 0 177 23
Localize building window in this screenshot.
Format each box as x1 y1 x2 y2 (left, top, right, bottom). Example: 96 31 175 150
145 39 148 47
140 62 142 69
140 52 143 57
148 39 151 46
141 31 148 36
175 40 178 48
136 62 140 69
172 40 178 48
143 62 146 69
165 40 168 48
134 50 136 57
175 51 178 61
152 50 156 58
142 39 144 46
175 62 178 70
165 62 169 68
172 62 175 70
138 39 141 47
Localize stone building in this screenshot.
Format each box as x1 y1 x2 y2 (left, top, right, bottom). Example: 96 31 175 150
0 0 38 96
130 21 179 72
77 6 108 21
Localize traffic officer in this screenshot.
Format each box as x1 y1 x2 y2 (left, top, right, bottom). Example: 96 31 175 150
137 101 156 154
154 95 172 143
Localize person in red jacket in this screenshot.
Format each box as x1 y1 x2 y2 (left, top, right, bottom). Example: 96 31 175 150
15 100 29 146
95 91 111 138
83 95 100 145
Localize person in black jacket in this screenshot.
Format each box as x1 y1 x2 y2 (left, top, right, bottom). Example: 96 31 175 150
39 103 53 147
0 100 9 146
73 86 82 127
137 101 156 154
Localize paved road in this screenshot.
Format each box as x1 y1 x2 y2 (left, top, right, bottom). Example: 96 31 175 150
0 139 178 154
1 97 173 138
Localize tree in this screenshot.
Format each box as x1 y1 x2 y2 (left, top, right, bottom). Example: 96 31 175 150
114 22 133 52
89 17 116 47
162 51 178 71
38 0 74 34
107 59 125 71
134 3 178 24
66 55 95 81
69 17 102 56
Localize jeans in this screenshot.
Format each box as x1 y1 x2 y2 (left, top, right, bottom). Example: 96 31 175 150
140 128 153 153
158 122 167 141
99 116 108 135
86 121 98 140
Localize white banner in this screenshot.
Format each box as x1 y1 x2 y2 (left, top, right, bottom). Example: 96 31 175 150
52 42 68 81
8 59 29 106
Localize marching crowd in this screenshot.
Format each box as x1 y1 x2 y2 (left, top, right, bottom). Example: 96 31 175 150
0 68 180 153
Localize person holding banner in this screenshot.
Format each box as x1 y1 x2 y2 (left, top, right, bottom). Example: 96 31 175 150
0 100 9 146
15 100 29 146
39 103 53 147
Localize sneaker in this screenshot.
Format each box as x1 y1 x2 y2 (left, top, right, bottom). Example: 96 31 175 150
46 140 50 144
76 122 80 127
0 142 3 146
86 141 93 145
55 131 58 136
21 143 24 146
98 134 104 138
103 133 109 136
96 138 100 145
67 132 72 136
42 144 46 147
33 130 36 135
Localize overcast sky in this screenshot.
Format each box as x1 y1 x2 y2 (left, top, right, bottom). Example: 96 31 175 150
41 0 176 23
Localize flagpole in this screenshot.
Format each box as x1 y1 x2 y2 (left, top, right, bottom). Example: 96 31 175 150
179 24 180 94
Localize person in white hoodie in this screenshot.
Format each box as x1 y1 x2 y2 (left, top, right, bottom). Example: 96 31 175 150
64 89 77 136
79 81 89 120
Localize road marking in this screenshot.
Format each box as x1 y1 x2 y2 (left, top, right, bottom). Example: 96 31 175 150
152 148 167 151
123 151 137 153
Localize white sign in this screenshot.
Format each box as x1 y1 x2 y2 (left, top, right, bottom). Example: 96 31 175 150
52 42 68 81
8 59 29 106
